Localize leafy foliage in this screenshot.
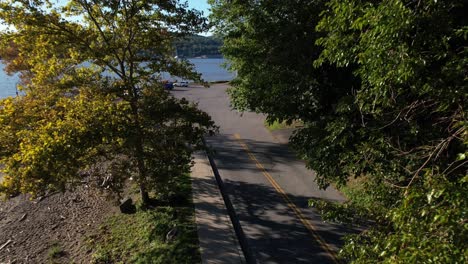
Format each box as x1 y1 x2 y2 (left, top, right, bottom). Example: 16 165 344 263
209 0 357 126
210 0 467 262
341 173 467 263
315 1 467 262
0 0 216 203
0 89 127 196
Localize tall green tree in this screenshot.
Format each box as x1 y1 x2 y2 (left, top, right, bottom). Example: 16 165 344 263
0 0 216 204
210 0 467 262
209 0 357 186
315 0 467 262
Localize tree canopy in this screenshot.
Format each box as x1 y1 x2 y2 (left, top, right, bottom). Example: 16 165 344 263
210 0 467 262
0 0 216 204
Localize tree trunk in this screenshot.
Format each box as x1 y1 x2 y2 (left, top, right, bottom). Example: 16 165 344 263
135 134 150 206
139 182 150 205
130 98 150 206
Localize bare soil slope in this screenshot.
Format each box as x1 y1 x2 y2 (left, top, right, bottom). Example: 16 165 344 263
0 187 118 263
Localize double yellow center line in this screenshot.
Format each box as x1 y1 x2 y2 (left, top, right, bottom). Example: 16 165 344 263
233 133 340 264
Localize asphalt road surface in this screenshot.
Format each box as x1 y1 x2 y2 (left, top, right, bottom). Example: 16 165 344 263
173 83 356 264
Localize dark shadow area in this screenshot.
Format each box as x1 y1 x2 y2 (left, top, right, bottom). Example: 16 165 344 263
205 133 299 175
191 170 251 263
194 167 362 263
193 176 361 264
198 134 363 263
172 83 362 263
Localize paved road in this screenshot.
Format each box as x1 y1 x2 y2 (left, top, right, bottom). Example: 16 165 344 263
173 84 355 264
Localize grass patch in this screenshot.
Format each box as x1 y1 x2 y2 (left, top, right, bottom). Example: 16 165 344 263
339 175 398 217
48 242 65 260
264 119 303 131
308 176 389 226
308 176 392 227
339 176 374 208
87 174 200 264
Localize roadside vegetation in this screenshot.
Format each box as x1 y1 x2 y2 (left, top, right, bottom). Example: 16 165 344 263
210 0 467 262
0 0 216 203
48 242 65 262
88 174 200 264
89 206 199 264
0 0 213 262
264 119 303 131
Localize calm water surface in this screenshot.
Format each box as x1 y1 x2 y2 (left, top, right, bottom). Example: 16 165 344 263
0 58 234 99
190 58 234 82
0 63 20 99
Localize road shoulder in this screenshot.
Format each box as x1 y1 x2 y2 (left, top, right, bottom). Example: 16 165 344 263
191 151 246 264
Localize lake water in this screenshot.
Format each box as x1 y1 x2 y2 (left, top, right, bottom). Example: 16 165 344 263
0 58 235 99
189 58 235 82
0 63 20 99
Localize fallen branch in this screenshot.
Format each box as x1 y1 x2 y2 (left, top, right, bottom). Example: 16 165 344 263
406 128 463 192
0 240 12 251
18 213 27 222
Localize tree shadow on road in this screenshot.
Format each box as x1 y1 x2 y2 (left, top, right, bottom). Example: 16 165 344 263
192 172 362 264
205 133 304 174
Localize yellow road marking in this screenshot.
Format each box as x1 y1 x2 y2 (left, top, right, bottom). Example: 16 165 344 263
233 133 340 264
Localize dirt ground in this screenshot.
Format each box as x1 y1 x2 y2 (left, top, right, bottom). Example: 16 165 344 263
0 186 119 264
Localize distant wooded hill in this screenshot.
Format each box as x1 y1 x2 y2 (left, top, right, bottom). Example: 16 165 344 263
174 35 222 58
